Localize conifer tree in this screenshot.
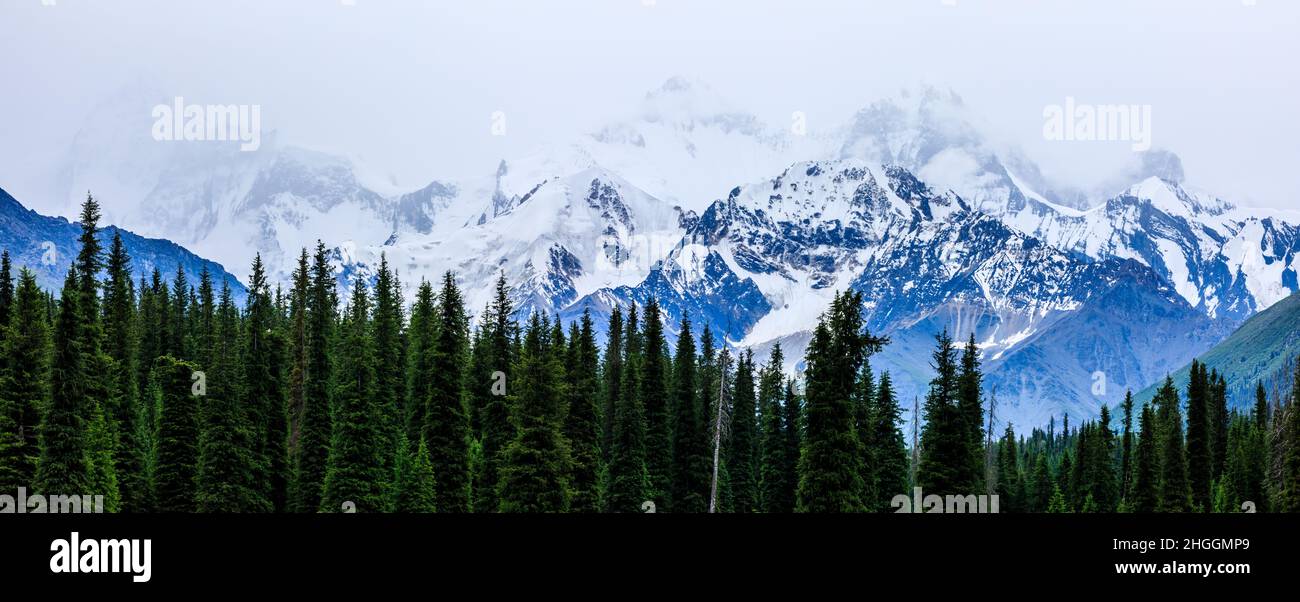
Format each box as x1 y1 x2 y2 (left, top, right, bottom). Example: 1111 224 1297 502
853 358 875 500
1185 360 1212 510
1087 406 1118 512
285 250 309 466
0 250 11 337
498 313 572 512
1130 404 1160 513
602 306 624 460
139 270 170 381
292 242 335 512
639 299 672 510
956 333 985 489
1056 451 1074 510
564 311 602 512
781 379 802 508
34 271 91 496
869 371 908 512
996 423 1023 512
474 274 516 512
1120 391 1134 501
425 271 471 512
0 269 49 491
607 305 649 512
322 281 386 512
1030 454 1054 512
797 292 882 512
392 434 437 513
729 350 758 513
1254 382 1268 430
169 265 188 359
406 281 436 445
670 317 708 513
919 329 968 495
1210 372 1228 482
153 356 201 512
1046 485 1069 513
1280 359 1300 512
759 345 790 513
1156 377 1192 512
371 254 404 480
243 256 289 511
197 283 266 512
103 233 149 510
85 399 121 511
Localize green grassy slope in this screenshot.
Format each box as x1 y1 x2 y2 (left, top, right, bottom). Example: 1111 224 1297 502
1133 291 1300 409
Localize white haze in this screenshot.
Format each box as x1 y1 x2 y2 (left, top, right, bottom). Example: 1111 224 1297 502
1 0 1297 214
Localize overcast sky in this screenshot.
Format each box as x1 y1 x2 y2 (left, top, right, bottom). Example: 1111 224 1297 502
2 0 1297 213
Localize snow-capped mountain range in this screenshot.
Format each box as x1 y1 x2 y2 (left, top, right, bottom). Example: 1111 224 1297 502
35 77 1300 428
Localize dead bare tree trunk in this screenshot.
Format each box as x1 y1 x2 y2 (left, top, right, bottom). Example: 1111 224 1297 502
709 348 730 513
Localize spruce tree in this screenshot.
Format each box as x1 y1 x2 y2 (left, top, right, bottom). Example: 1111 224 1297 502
1030 454 1054 512
103 233 150 511
1088 406 1119 512
781 378 802 510
85 399 121 511
0 269 49 491
321 281 386 512
197 283 266 512
602 306 624 461
34 271 91 496
1280 359 1300 512
853 358 875 503
796 292 882 512
758 344 790 513
996 423 1023 512
639 298 672 510
243 256 289 511
1254 381 1268 430
956 333 985 490
1210 372 1228 482
285 250 309 469
728 350 758 513
869 372 908 512
607 305 649 512
425 271 471 512
1130 404 1160 513
1046 485 1069 513
1185 360 1212 510
919 329 968 495
564 311 602 512
474 274 516 512
1156 377 1192 512
1057 451 1074 510
0 250 11 337
371 254 405 483
669 317 707 512
406 281 436 446
169 265 188 359
498 313 572 512
293 242 335 512
392 434 437 513
153 356 201 512
1120 391 1134 501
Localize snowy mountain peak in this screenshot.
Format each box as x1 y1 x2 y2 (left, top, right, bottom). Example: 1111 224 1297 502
638 76 752 131
1121 176 1233 219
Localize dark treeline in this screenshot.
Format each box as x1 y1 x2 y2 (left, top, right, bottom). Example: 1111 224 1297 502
2 194 1300 512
